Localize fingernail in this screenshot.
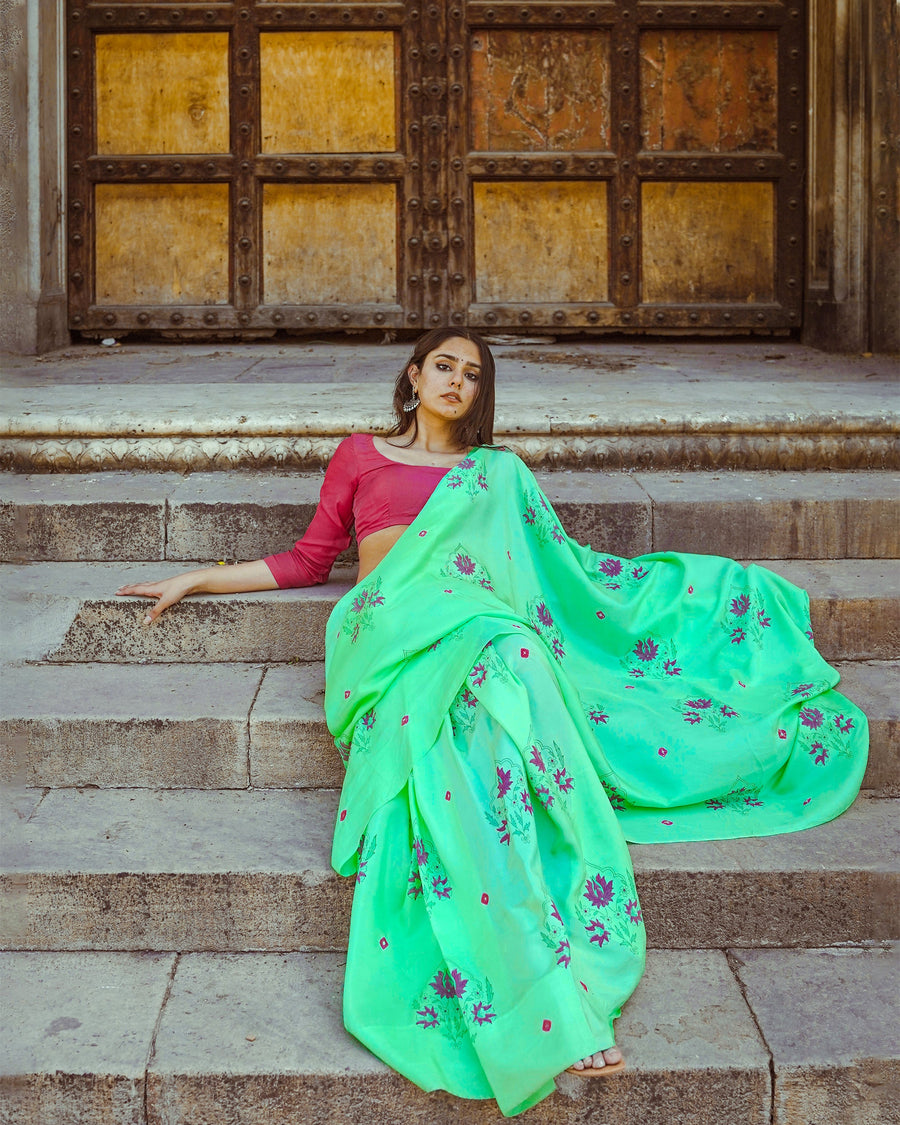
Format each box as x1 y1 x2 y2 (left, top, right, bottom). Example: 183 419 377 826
143 615 152 625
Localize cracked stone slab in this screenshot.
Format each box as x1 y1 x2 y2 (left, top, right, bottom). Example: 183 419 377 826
145 948 768 1124
1 790 895 953
0 663 263 787
731 944 899 1125
0 950 176 1125
249 663 333 788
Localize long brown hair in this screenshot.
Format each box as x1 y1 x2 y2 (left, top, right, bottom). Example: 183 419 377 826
386 327 496 449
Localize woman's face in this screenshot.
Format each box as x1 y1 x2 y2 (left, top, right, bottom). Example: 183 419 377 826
409 336 483 423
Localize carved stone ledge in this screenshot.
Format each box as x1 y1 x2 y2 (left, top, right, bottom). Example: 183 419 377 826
1 432 897 473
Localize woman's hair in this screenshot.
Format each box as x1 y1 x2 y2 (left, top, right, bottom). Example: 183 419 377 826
387 327 496 448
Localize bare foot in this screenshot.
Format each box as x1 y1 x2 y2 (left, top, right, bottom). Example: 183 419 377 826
568 1046 624 1072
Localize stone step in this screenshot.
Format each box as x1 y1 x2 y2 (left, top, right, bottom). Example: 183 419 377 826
2 944 895 1125
1 788 895 952
2 660 896 796
3 469 898 563
3 559 897 665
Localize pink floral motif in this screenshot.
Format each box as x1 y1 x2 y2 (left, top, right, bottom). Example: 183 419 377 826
599 558 623 577
834 714 854 734
554 767 574 793
555 939 571 968
730 628 746 644
416 1006 439 1028
431 969 468 999
791 683 815 697
432 875 451 899
454 553 476 576
529 745 546 771
625 899 643 924
589 708 609 724
520 790 534 815
663 659 682 676
809 740 828 765
730 594 751 616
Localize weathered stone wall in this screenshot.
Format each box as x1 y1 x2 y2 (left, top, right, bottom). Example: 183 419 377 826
0 0 68 356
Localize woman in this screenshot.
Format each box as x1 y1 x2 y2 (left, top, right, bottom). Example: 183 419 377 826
117 328 867 1117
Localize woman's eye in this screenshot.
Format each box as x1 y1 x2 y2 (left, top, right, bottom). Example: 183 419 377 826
465 371 479 381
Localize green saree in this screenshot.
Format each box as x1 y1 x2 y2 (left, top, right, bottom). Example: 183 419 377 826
324 447 868 1116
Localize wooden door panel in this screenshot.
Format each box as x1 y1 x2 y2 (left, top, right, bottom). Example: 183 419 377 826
262 183 397 304
473 181 608 303
95 32 230 155
640 31 778 152
470 31 611 151
641 182 775 303
68 0 805 335
260 32 397 153
95 183 230 304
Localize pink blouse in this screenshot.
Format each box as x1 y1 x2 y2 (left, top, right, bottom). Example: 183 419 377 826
263 433 450 588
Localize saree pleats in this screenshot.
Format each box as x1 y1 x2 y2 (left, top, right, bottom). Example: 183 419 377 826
325 449 868 1115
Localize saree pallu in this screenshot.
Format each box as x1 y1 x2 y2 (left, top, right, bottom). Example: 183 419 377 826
324 447 868 1117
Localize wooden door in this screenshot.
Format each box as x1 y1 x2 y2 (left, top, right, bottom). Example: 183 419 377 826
66 0 804 335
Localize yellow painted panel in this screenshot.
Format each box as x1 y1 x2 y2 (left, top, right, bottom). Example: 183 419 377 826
263 183 397 303
96 33 229 155
642 182 774 302
473 182 608 303
95 184 229 304
261 32 396 153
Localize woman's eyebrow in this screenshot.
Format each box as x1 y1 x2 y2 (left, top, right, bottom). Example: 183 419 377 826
436 352 482 370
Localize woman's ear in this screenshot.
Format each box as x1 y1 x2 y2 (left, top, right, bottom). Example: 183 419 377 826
407 363 419 386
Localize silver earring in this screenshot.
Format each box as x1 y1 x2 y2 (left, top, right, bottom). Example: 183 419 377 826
403 386 420 412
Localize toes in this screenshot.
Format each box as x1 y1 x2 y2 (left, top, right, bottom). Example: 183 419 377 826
602 1047 623 1066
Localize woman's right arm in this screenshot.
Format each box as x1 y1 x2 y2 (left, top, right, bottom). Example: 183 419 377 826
116 436 360 623
116 559 279 624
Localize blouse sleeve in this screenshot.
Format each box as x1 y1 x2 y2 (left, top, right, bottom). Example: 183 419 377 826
263 436 358 588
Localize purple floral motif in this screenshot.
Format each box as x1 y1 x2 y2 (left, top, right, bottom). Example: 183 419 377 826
471 1000 497 1025
585 875 614 909
757 610 771 628
496 818 510 846
625 900 643 924
535 601 554 628
523 505 537 525
600 780 627 810
588 706 609 725
431 968 468 999
634 638 659 662
555 767 574 794
730 628 746 644
663 659 682 676
552 637 566 660
599 558 623 577
521 487 566 547
413 837 429 866
555 939 572 968
361 709 376 730
470 662 488 687
800 707 824 729
730 594 751 617
496 767 512 799
835 713 854 734
686 698 712 710
723 586 772 647
809 740 828 765
342 578 386 643
520 789 534 815
632 564 648 580
535 784 553 810
407 871 423 899
705 780 765 814
440 542 494 592
678 695 739 731
432 875 451 899
585 918 610 947
529 745 546 771
415 965 496 1043
791 683 816 697
457 457 475 470
416 1006 439 1028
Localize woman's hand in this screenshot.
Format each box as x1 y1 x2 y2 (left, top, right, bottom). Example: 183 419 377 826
115 573 199 624
115 559 279 624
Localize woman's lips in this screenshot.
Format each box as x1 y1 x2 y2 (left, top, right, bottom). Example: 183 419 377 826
442 392 461 403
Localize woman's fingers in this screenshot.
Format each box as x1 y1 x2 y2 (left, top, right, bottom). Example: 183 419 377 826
115 577 191 622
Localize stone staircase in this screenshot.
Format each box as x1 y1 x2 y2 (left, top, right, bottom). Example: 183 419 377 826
2 463 898 1124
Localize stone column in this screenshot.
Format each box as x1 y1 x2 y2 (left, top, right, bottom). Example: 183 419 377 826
804 0 899 353
0 0 68 355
